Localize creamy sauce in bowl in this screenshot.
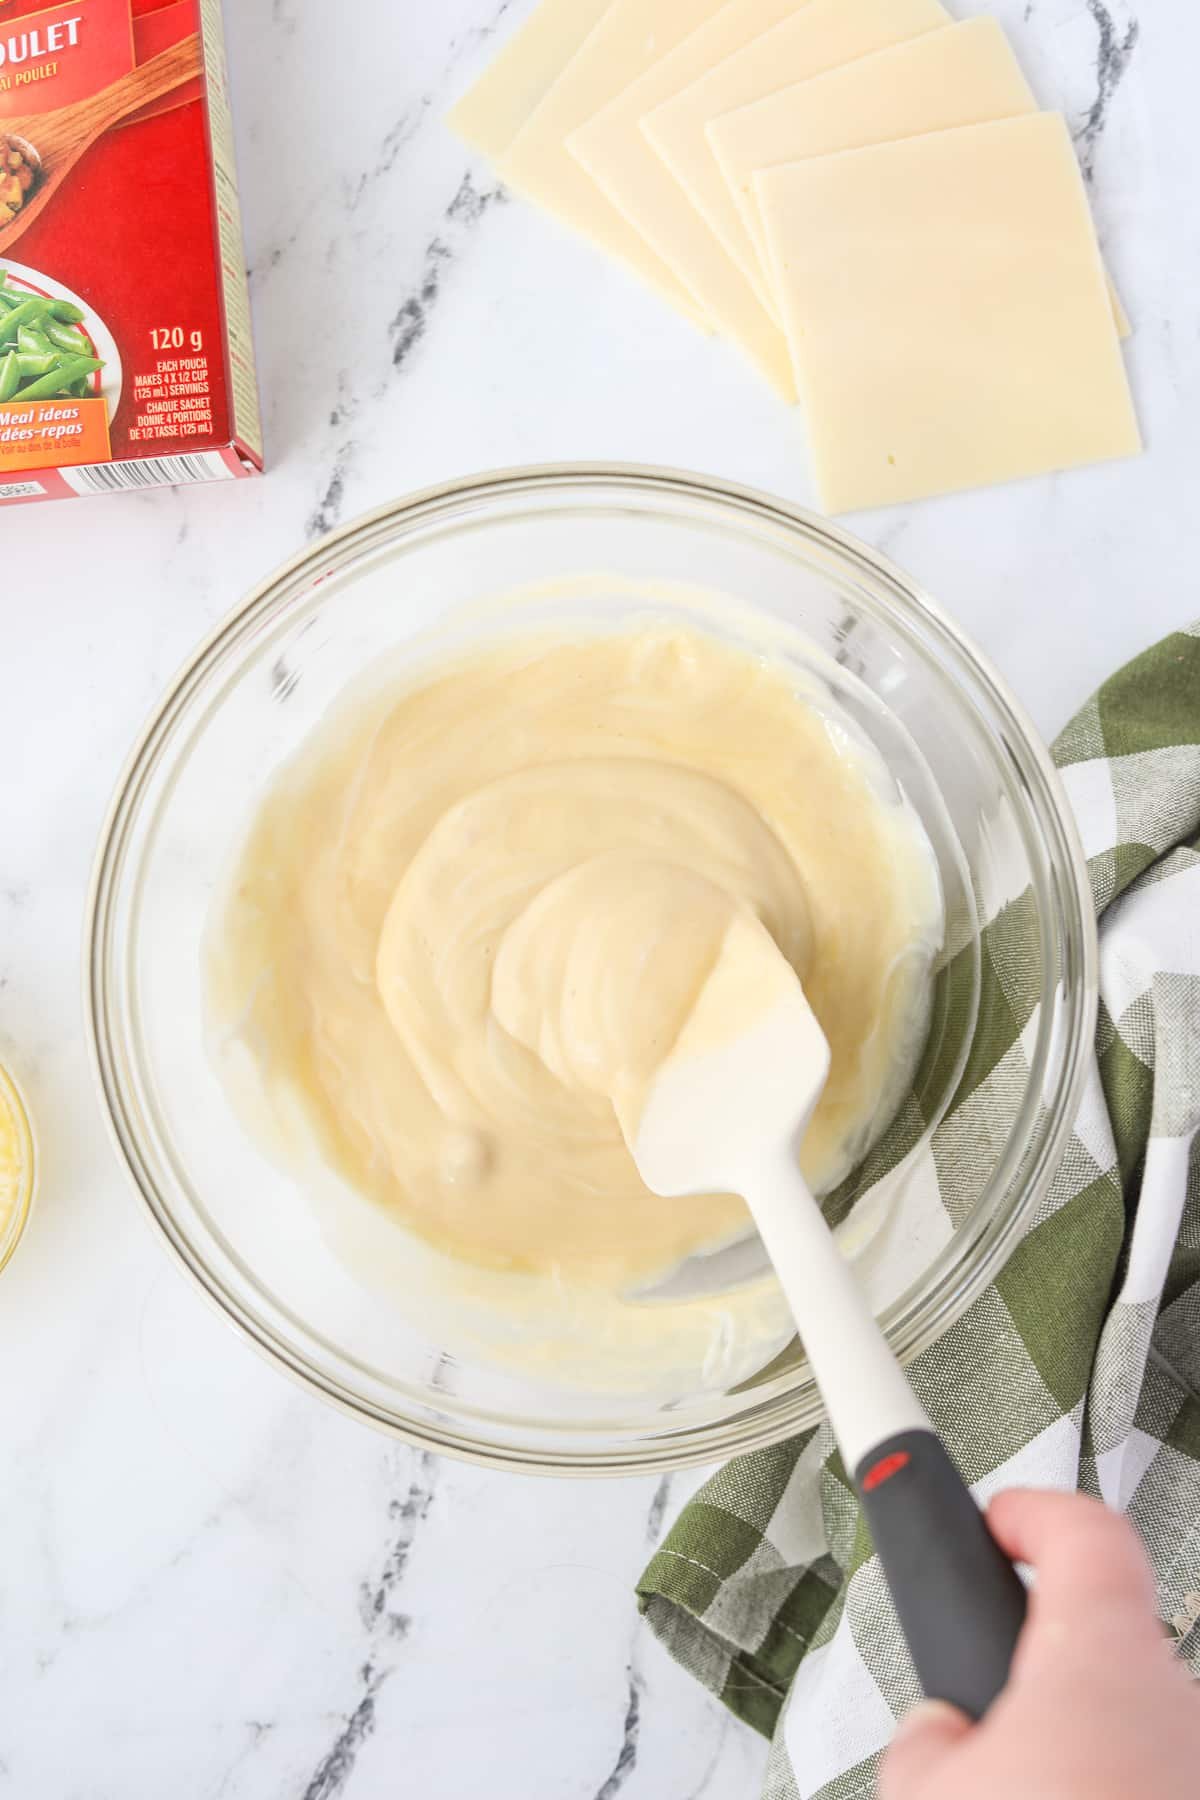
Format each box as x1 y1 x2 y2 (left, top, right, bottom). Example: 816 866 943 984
208 624 944 1323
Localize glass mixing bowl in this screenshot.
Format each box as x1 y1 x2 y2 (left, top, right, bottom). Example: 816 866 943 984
86 466 1096 1473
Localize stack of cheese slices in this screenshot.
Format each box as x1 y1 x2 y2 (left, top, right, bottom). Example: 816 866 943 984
450 0 1140 514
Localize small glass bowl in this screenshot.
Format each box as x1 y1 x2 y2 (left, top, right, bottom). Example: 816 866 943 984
86 466 1096 1473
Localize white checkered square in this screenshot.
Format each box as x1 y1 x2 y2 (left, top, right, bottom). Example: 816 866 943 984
783 1616 898 1799
768 1429 837 1568
1059 756 1118 860
970 1410 1083 1506
1123 1135 1192 1304
1095 1426 1163 1510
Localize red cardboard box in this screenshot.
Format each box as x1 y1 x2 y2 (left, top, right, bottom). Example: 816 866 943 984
0 0 261 503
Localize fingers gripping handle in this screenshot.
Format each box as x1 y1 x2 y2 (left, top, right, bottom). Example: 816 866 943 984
855 1431 1028 1720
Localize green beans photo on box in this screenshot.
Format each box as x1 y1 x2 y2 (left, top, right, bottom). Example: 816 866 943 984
0 277 101 404
45 318 88 355
15 350 55 379
0 297 47 346
15 354 102 400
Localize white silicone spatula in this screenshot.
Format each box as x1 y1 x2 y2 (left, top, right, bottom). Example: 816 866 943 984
624 915 1027 1721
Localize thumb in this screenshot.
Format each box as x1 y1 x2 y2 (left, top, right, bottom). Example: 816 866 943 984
880 1700 973 1799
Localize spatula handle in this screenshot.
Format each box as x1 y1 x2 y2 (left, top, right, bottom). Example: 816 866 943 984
748 1154 1026 1717
749 1151 930 1470
855 1430 1028 1719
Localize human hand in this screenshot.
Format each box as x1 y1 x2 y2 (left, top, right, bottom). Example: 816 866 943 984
881 1487 1200 1800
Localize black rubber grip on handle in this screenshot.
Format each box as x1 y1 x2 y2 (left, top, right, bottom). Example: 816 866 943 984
854 1429 1028 1720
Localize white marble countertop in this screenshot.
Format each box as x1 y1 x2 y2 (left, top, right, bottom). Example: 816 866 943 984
0 0 1194 1794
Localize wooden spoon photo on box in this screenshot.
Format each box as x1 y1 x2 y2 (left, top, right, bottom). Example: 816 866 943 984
0 32 203 257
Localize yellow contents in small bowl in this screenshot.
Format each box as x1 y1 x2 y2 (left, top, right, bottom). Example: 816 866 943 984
0 1063 34 1271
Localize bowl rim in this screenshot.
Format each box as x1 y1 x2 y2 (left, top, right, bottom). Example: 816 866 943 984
85 461 1099 1475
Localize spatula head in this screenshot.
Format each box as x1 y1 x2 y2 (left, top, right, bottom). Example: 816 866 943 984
623 913 830 1201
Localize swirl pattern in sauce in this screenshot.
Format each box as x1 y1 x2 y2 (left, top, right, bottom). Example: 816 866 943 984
208 628 942 1291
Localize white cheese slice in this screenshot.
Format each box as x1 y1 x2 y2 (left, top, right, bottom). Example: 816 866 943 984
567 0 804 400
757 113 1142 513
643 0 951 319
715 20 1028 289
499 0 737 326
448 0 615 157
709 17 1131 339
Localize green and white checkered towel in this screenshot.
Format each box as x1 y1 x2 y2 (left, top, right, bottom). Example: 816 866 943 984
638 625 1200 1800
